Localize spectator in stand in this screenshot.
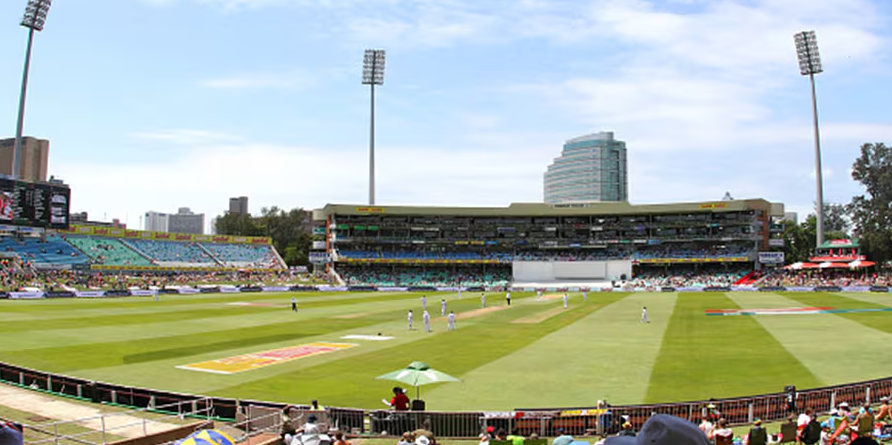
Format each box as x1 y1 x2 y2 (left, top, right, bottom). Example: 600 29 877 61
875 397 891 425
0 421 24 445
745 420 768 445
798 407 815 437
552 429 573 445
709 419 733 445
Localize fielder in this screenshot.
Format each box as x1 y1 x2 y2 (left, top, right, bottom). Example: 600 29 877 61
458 288 462 299
563 293 568 308
423 310 431 332
407 310 414 330
537 290 542 301
640 306 650 324
481 292 486 308
291 297 298 312
447 311 456 331
441 299 447 316
506 292 511 306
421 295 427 310
583 290 588 302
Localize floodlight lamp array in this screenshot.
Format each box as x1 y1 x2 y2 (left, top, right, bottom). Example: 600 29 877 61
794 30 822 76
362 49 386 85
21 0 52 31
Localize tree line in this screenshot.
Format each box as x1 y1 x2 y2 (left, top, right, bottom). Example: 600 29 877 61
783 142 892 264
214 207 313 266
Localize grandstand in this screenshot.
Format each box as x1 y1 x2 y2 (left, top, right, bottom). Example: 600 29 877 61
0 227 286 271
315 199 785 288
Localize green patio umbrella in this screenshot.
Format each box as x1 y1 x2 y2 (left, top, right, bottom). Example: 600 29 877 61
375 361 460 400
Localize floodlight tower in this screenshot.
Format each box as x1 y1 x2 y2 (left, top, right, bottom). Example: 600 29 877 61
13 0 52 181
794 30 825 248
362 49 386 206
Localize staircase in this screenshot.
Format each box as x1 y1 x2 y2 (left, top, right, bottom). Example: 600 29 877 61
734 270 758 286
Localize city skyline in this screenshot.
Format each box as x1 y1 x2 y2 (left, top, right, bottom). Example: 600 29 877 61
0 0 890 232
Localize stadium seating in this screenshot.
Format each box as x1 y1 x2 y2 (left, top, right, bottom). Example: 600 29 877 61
200 243 280 268
0 235 87 266
339 265 511 287
65 236 152 266
123 239 216 266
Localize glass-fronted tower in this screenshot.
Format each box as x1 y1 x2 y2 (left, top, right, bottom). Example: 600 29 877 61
544 132 628 203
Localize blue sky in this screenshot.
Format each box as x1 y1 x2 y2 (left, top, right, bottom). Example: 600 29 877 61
0 0 890 231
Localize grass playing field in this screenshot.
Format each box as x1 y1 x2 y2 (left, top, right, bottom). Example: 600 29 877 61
1 290 891 411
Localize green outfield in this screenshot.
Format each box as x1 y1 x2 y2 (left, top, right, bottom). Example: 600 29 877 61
1 291 891 411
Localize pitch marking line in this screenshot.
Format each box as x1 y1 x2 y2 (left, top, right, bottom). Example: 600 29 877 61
176 342 358 374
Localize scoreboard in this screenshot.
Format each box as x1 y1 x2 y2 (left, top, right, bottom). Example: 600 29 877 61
0 177 70 229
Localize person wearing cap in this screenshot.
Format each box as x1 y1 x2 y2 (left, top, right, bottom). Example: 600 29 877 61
485 426 496 440
553 428 574 445
281 405 297 443
617 423 635 437
0 421 24 445
604 414 709 445
745 420 768 445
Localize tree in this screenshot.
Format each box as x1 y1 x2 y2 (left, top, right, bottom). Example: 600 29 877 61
849 142 892 263
822 202 851 235
214 207 313 267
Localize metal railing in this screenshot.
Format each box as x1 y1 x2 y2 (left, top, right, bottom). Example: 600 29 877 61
3 360 892 440
22 398 213 445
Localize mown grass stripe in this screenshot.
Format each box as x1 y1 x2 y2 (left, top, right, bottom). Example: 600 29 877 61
727 292 892 387
425 292 670 409
211 293 628 409
646 292 821 403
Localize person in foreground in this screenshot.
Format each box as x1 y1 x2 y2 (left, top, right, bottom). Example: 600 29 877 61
604 414 710 445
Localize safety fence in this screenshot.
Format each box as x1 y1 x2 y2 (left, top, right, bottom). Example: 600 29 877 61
15 398 213 445
2 361 891 440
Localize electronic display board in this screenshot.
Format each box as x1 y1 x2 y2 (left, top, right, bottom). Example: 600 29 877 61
0 177 70 229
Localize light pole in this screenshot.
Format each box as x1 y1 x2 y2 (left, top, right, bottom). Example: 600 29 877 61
794 30 825 248
362 49 385 206
13 0 52 181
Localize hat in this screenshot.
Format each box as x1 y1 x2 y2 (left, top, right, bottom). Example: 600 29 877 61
829 409 838 416
839 402 850 408
605 414 710 445
754 420 762 426
415 436 430 445
486 426 494 433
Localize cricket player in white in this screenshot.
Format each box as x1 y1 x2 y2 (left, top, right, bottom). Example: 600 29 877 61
506 292 511 306
407 310 414 330
421 295 427 310
481 293 486 308
563 293 568 308
640 306 650 323
458 288 462 299
447 311 456 331
583 290 588 302
423 310 431 332
441 299 447 316
537 290 542 301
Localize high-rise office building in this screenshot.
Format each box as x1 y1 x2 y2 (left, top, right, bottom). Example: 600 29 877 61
229 196 249 215
146 208 205 234
0 136 49 182
169 207 205 234
145 211 169 232
544 131 628 203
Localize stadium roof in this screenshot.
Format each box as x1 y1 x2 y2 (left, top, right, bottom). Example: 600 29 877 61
317 199 783 218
